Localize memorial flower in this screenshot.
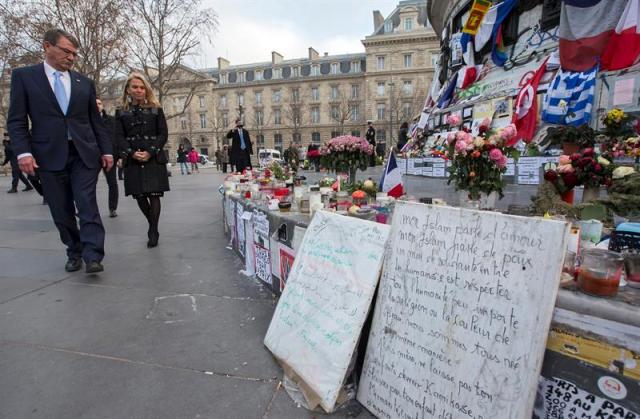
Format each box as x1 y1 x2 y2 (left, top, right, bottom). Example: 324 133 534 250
447 125 519 200
447 114 462 126
319 135 374 183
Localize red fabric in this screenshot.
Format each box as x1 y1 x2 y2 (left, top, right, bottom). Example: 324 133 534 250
512 58 548 144
602 28 640 70
559 31 613 72
187 150 199 163
460 66 478 89
386 183 403 199
307 149 320 158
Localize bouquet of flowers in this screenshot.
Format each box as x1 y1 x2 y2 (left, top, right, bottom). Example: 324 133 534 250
570 148 614 188
446 116 519 200
319 135 374 175
543 155 580 194
605 136 640 158
602 108 636 139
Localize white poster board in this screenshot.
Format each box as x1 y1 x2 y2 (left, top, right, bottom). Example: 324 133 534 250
264 211 391 412
358 202 569 419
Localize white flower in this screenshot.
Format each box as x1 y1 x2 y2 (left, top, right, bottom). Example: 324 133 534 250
612 166 635 179
597 156 610 166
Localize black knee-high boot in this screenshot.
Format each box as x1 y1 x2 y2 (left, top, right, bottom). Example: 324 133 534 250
136 196 151 220
147 196 161 248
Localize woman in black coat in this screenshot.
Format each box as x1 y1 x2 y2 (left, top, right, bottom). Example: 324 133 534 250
116 72 170 248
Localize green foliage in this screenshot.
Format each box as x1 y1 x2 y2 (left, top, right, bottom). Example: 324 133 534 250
545 124 597 148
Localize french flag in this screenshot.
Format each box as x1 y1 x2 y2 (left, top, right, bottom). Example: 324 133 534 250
601 0 640 71
379 151 404 198
559 0 627 72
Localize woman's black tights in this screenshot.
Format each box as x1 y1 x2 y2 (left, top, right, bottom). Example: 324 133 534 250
136 196 161 246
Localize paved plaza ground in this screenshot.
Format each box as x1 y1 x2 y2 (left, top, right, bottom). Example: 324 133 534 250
0 167 375 419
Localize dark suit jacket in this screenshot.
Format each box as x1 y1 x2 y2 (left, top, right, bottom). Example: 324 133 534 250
6 63 111 171
226 128 253 163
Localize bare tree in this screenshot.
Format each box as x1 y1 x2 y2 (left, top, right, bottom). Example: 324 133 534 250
210 106 229 150
128 0 217 118
327 86 358 135
247 106 271 150
389 82 426 135
282 87 306 145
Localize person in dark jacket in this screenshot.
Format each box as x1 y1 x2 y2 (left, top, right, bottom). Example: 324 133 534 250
226 118 253 173
96 98 118 217
176 144 190 175
115 72 169 248
365 121 376 167
398 121 409 152
2 133 33 193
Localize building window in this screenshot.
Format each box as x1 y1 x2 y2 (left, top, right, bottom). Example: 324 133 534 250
219 73 227 84
180 118 187 130
273 68 282 79
331 130 341 138
311 87 319 101
351 84 360 99
331 105 340 120
403 80 413 95
311 132 321 145
403 102 412 119
200 114 207 129
237 93 244 106
292 88 300 103
311 106 320 123
377 82 386 96
255 110 264 126
331 86 339 100
255 70 263 81
404 54 413 68
274 133 283 152
378 129 386 142
274 109 282 125
377 56 385 70
377 103 386 120
431 53 439 67
351 61 361 73
350 104 359 121
404 17 413 31
293 66 300 77
255 91 262 104
257 134 265 146
273 89 281 103
311 65 320 76
331 62 339 75
198 95 205 108
238 72 246 83
220 94 227 108
222 111 229 127
351 130 361 137
384 20 393 33
293 132 301 144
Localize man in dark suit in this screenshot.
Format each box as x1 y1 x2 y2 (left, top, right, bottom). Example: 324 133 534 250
7 28 113 274
365 121 376 167
96 98 118 218
2 133 33 193
226 118 253 173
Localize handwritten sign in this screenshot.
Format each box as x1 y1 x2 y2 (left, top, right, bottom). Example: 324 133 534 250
279 244 296 292
358 202 568 419
255 244 271 285
264 211 390 412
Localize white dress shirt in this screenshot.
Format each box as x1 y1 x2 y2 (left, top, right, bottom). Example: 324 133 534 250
18 61 111 160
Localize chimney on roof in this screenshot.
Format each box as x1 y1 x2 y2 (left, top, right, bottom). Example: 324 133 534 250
373 10 384 30
217 57 229 70
308 47 319 60
272 51 283 65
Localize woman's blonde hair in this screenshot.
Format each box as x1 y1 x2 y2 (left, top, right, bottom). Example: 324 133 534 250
120 72 161 110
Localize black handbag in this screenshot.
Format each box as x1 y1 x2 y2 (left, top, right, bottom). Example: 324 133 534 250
156 149 168 164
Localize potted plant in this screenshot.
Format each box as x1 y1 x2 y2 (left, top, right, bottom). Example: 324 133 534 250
446 117 519 208
545 124 597 155
319 135 374 184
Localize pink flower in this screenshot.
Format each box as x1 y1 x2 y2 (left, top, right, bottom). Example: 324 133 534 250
455 140 468 153
489 148 503 162
480 117 491 129
497 155 508 169
455 131 466 141
558 164 574 173
447 114 462 126
559 155 572 165
447 133 456 143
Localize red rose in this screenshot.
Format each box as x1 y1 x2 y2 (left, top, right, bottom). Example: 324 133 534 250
570 153 581 161
544 170 559 182
478 125 488 135
594 164 602 173
583 148 595 157
562 171 579 188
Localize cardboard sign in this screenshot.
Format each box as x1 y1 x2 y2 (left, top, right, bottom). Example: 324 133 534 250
358 202 569 419
264 211 390 412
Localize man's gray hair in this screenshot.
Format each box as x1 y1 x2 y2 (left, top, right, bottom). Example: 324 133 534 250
43 28 79 48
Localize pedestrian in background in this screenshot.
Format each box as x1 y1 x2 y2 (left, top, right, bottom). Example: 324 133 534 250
397 121 409 152
214 147 222 171
221 145 229 173
366 120 377 167
115 72 169 248
188 147 200 173
7 28 113 274
96 98 119 217
177 144 190 175
2 133 33 193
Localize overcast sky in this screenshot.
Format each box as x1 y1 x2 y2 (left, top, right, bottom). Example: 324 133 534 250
192 0 399 69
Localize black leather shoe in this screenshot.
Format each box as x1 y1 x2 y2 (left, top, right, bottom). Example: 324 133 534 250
22 185 33 191
85 261 104 273
109 210 117 218
65 258 82 272
7 188 17 193
147 230 159 248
